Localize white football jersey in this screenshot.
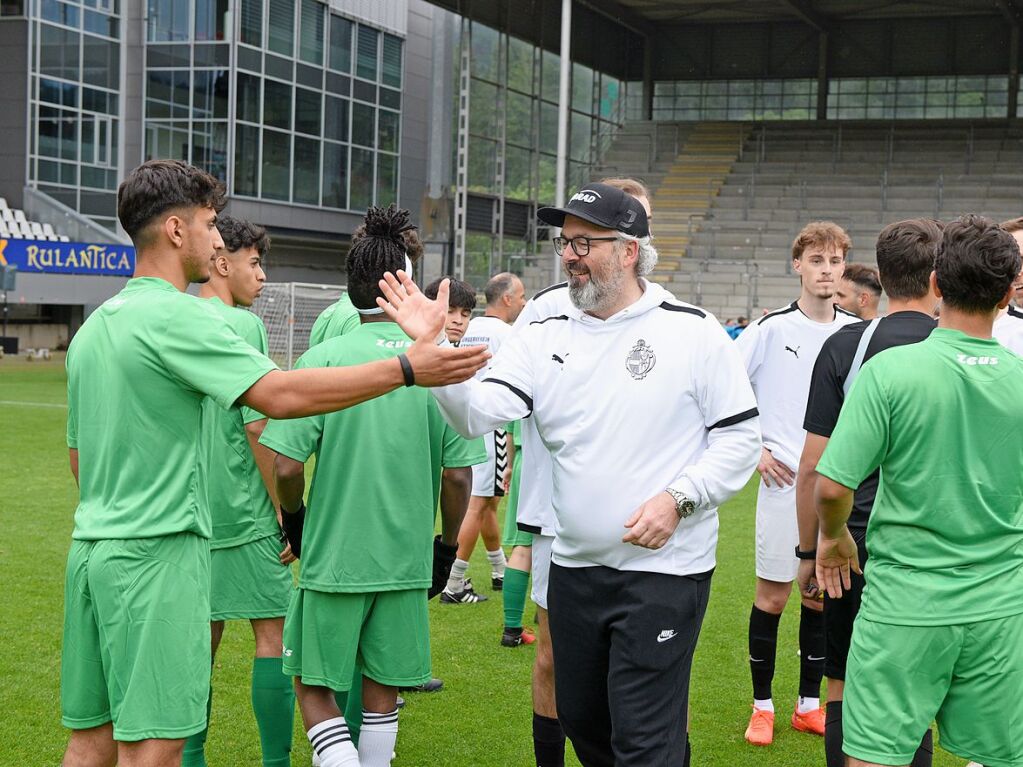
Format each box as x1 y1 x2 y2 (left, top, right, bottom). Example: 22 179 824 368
736 301 859 469
993 305 1023 356
461 315 512 380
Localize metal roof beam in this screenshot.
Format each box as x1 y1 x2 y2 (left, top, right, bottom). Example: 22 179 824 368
780 0 831 33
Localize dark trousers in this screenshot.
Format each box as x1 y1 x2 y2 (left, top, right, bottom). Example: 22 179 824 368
547 563 712 767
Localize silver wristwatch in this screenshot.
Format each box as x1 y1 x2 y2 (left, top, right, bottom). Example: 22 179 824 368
666 488 697 519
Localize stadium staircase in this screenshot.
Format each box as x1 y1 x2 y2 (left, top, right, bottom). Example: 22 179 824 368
595 121 1023 319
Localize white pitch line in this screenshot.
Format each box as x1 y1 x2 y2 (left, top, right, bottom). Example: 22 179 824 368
0 400 67 409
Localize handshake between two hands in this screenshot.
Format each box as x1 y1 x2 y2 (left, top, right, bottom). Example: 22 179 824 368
376 271 491 387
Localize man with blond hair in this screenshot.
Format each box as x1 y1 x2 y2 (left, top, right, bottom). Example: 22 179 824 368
737 221 859 747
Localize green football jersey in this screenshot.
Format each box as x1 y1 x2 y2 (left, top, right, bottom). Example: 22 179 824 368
260 321 478 592
817 328 1023 626
66 277 277 541
200 298 280 549
308 293 360 347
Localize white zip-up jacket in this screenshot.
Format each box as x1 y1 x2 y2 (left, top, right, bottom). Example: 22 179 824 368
432 280 761 576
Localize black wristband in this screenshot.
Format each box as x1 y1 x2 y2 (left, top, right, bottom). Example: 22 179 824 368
397 353 415 387
794 545 817 560
281 502 306 558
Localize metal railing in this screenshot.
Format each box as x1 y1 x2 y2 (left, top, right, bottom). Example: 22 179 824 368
22 186 131 245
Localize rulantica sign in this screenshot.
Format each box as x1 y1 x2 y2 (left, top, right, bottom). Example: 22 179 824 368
0 238 135 276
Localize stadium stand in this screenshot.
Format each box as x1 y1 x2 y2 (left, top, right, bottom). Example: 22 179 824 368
0 197 70 242
596 121 1023 318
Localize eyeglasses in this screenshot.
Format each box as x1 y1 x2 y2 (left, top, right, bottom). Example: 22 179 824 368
552 235 617 257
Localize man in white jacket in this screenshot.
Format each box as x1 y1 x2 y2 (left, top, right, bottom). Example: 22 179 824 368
376 182 761 766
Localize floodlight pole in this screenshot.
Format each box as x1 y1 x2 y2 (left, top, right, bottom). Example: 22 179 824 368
554 0 572 281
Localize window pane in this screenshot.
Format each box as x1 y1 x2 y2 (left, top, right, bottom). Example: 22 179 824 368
295 88 321 135
508 36 534 94
268 0 294 57
192 121 227 181
350 147 374 209
195 0 228 41
240 0 261 45
147 0 188 41
263 80 292 129
570 112 590 161
237 72 260 122
381 34 402 88
506 91 533 148
82 34 118 89
468 138 496 193
193 70 228 118
377 109 399 152
376 153 397 207
40 25 80 81
322 142 348 208
293 136 320 204
541 49 559 102
38 106 60 158
572 64 593 114
261 129 290 200
299 0 324 65
329 14 352 72
470 23 499 81
505 145 531 200
234 123 259 195
469 79 498 138
324 95 349 141
351 102 374 147
356 25 378 81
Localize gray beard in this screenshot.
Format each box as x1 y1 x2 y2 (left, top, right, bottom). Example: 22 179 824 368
569 271 624 314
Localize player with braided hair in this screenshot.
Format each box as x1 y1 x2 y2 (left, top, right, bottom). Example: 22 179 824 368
309 204 425 347
260 204 484 767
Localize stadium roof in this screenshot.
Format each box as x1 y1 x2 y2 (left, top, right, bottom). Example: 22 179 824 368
611 0 1017 26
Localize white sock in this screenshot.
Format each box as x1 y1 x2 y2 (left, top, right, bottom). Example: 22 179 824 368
447 559 469 591
307 717 360 767
359 709 399 767
797 696 820 714
753 698 775 713
486 548 506 577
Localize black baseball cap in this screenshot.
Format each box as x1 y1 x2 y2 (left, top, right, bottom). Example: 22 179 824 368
537 182 649 238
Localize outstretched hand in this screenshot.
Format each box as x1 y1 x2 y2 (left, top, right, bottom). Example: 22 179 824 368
376 271 490 386
377 270 447 343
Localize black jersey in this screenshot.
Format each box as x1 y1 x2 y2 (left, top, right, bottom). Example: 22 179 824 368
803 311 936 530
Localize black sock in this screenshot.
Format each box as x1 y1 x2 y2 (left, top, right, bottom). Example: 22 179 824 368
910 728 934 767
798 605 825 699
533 712 565 767
824 700 844 767
749 605 781 700
682 732 691 767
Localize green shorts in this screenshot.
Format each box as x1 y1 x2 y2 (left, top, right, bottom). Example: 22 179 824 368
282 588 431 691
211 534 293 621
844 613 1023 767
61 533 211 741
501 457 533 548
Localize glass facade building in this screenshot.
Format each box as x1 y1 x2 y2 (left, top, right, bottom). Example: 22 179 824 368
144 0 402 214
29 0 122 231
23 0 406 235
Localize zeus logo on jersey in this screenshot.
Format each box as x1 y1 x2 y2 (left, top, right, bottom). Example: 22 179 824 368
626 339 656 379
956 354 999 366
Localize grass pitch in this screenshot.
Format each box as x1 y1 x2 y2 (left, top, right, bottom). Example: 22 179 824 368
0 357 963 766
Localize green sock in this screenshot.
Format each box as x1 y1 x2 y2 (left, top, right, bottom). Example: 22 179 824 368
251 657 295 767
181 683 212 767
502 566 530 629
